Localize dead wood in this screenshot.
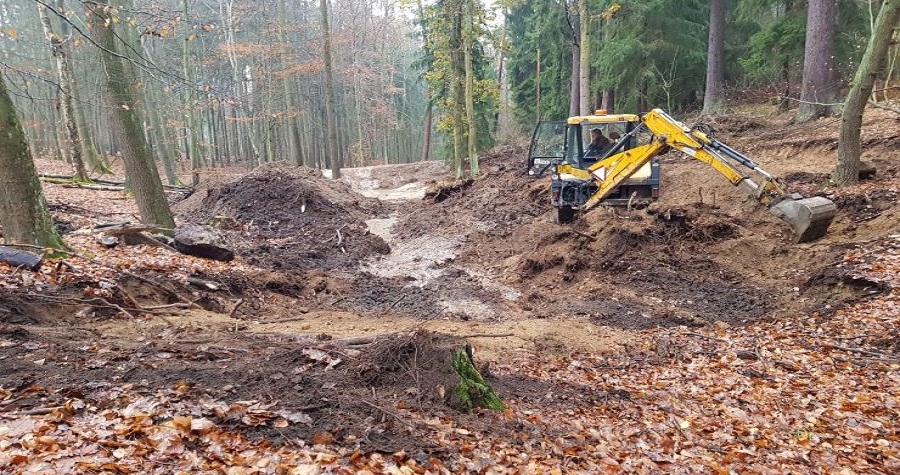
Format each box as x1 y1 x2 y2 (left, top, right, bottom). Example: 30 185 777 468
383 294 406 313
339 336 380 346
460 333 515 339
228 299 245 319
141 302 192 310
11 406 63 416
823 343 900 362
567 229 597 242
39 174 193 193
255 316 308 325
868 100 900 114
94 222 173 235
188 277 220 290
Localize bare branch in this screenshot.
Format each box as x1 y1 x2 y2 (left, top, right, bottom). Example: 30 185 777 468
868 100 900 114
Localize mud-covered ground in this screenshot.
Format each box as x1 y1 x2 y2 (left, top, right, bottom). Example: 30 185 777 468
2 108 899 464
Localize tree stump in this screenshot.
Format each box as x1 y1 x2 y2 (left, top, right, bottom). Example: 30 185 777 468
447 344 504 412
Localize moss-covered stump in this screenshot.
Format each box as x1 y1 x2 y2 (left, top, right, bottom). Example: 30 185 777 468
448 345 505 413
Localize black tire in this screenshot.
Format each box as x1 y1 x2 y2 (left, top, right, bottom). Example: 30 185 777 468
554 206 575 224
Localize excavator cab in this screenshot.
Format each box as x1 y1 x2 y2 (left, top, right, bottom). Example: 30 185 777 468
527 111 661 208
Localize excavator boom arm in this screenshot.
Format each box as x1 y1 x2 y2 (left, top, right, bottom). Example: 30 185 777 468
575 109 836 242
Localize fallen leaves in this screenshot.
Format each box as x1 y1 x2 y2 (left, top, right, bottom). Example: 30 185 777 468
3 194 899 473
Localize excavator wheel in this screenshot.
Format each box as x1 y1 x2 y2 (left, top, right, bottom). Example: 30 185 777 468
769 196 837 243
554 206 575 224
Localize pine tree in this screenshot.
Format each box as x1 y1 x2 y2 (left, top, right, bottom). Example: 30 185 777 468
703 0 727 114
797 0 839 121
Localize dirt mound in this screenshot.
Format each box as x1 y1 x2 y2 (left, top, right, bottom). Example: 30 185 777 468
0 324 509 456
176 164 389 270
503 205 769 328
398 144 547 240
696 114 769 136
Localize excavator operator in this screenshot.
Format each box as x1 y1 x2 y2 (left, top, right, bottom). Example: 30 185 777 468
585 128 612 160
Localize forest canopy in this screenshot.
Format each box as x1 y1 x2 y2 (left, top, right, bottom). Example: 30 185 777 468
0 0 895 173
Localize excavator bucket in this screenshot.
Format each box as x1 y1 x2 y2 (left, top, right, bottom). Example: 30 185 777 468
769 196 837 242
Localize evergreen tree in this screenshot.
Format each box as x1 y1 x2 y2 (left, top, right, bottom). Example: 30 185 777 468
702 0 728 114
797 0 839 121
593 0 708 113
507 0 572 125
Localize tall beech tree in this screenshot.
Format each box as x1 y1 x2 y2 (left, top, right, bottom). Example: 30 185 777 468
320 0 341 178
86 2 175 228
422 0 494 177
38 2 87 181
0 73 64 249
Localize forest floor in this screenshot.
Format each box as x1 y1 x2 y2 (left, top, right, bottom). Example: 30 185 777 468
1 107 899 474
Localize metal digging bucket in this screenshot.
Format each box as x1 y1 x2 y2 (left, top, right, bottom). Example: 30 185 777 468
770 196 837 243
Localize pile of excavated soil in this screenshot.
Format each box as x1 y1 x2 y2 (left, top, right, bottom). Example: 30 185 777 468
175 164 389 270
397 145 547 240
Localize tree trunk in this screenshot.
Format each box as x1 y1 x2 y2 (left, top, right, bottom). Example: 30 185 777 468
578 0 590 115
277 0 303 165
600 9 614 113
448 346 504 413
601 89 615 113
0 74 64 248
702 0 727 114
536 47 542 121
798 0 839 122
38 3 87 182
463 2 479 177
142 39 180 185
834 0 900 185
87 4 175 229
569 9 580 117
183 0 202 184
320 0 341 178
421 94 433 162
449 1 467 179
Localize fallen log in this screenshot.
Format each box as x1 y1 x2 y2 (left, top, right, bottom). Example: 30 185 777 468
187 277 220 290
39 174 194 193
0 246 43 271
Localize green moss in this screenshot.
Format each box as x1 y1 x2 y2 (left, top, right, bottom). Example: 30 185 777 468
448 345 504 413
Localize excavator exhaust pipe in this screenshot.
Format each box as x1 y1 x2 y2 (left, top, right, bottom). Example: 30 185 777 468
769 196 837 243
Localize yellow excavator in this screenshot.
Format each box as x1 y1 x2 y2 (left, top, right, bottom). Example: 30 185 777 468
526 108 836 242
